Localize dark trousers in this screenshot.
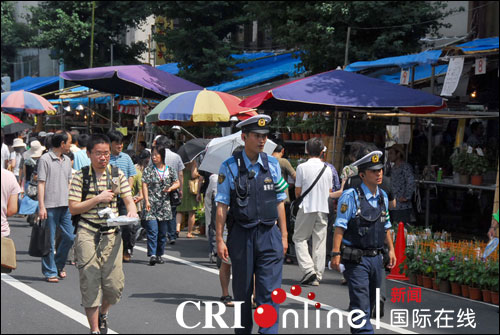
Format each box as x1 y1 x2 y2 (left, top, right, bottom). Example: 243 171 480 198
344 255 383 334
118 198 137 254
228 224 284 334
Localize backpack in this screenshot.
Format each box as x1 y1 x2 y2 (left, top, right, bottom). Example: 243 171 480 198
72 165 119 233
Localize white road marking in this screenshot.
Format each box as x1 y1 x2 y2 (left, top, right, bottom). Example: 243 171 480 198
1 273 118 334
135 246 418 334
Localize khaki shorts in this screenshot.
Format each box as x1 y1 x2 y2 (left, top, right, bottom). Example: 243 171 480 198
74 227 124 308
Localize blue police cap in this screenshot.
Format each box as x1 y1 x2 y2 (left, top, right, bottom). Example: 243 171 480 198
352 151 384 171
236 115 271 134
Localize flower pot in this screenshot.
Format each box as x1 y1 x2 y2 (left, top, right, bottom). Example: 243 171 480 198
408 272 417 285
439 280 451 293
459 174 469 185
301 133 309 141
451 282 461 296
491 291 499 305
423 276 433 289
453 172 460 184
281 132 290 141
470 175 483 186
468 287 482 301
432 278 439 290
461 284 469 298
416 274 423 286
482 289 492 303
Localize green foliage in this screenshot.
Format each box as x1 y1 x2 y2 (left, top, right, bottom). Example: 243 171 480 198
26 1 152 70
467 152 489 175
1 2 36 77
151 1 249 87
450 148 472 175
250 1 461 74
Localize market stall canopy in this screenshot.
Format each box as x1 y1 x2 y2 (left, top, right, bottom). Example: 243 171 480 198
239 70 446 114
1 90 57 114
147 89 257 123
60 65 203 100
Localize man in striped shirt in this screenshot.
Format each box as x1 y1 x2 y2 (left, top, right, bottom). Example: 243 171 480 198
108 130 137 262
69 134 137 334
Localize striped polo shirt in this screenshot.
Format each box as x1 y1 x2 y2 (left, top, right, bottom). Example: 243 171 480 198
69 165 132 231
109 151 136 178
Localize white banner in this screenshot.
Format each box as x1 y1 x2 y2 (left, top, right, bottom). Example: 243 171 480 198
441 57 464 96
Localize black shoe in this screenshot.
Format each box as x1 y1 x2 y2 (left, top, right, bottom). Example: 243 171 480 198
169 240 176 245
156 256 165 264
98 313 108 334
149 256 156 266
300 272 317 286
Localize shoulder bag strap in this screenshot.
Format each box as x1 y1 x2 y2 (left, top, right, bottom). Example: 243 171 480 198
296 164 328 202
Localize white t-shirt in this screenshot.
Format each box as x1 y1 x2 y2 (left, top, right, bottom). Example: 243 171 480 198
13 152 23 176
1 144 10 169
295 158 333 214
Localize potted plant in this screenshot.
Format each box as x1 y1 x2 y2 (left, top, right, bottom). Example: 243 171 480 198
480 261 492 303
450 148 472 184
467 260 483 301
466 152 489 185
448 257 462 296
489 260 499 305
422 252 434 289
434 251 451 293
401 245 418 285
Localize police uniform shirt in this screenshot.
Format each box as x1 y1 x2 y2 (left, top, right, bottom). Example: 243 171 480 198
334 183 391 246
215 150 287 206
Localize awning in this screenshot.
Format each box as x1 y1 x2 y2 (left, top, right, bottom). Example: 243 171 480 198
10 76 59 93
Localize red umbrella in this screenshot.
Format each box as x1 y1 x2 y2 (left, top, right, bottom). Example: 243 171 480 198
1 90 57 114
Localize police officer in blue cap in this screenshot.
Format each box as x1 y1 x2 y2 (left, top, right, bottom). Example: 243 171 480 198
215 114 288 334
331 151 396 334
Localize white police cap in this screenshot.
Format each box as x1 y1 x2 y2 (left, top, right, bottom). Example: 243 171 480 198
352 151 384 171
236 114 272 134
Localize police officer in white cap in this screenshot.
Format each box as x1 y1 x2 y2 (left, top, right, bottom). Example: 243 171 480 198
215 114 288 334
331 151 396 334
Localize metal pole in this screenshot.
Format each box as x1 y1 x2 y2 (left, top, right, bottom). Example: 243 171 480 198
410 65 416 88
90 1 96 68
344 27 351 68
430 65 435 95
111 43 113 66
425 123 432 227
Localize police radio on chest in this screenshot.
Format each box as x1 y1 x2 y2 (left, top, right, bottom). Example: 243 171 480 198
234 159 256 207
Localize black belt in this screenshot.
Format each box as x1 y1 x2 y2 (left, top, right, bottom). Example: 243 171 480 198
361 249 383 257
80 217 116 232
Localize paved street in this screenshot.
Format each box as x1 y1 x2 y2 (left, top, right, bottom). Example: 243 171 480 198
2 216 498 334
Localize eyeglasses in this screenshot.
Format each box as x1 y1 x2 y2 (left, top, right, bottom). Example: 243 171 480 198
92 151 111 158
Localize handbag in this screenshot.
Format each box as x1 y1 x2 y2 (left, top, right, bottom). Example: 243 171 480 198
26 179 38 200
290 164 328 222
28 218 51 257
170 189 182 207
188 179 199 195
1 237 17 272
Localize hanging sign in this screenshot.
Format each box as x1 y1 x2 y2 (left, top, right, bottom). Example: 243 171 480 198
400 69 410 85
441 57 464 96
475 58 487 75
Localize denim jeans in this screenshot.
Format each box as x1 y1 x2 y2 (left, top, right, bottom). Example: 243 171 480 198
166 206 177 241
42 207 74 278
145 219 168 257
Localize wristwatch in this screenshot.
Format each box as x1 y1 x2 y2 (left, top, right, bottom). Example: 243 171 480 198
330 251 341 257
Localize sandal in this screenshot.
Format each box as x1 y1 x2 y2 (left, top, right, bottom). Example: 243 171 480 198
57 269 67 279
186 233 195 238
46 277 59 283
220 295 234 307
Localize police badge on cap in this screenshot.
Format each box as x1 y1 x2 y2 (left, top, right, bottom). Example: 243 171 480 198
352 151 384 171
236 115 272 134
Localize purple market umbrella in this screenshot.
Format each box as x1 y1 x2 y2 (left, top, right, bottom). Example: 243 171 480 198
240 69 446 114
60 65 203 100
